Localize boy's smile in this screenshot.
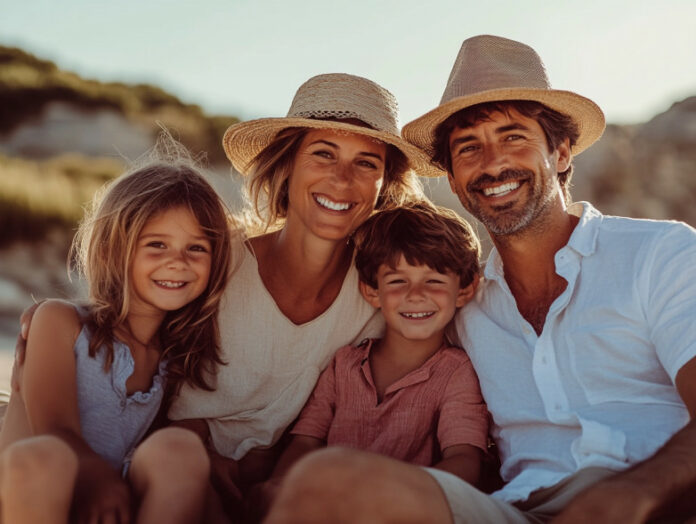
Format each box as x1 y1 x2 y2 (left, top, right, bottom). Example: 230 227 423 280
361 255 472 346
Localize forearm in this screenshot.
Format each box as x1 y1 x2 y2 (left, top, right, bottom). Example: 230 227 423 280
608 418 696 517
270 435 325 480
433 444 482 486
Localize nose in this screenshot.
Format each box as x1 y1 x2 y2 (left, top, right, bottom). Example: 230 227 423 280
480 142 508 175
332 161 352 186
166 250 188 270
405 282 426 301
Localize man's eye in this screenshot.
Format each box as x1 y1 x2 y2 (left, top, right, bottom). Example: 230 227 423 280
457 145 478 155
505 134 523 141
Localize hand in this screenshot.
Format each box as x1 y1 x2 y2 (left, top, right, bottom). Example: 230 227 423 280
73 455 132 524
208 448 243 514
552 478 657 524
245 479 281 523
11 302 41 393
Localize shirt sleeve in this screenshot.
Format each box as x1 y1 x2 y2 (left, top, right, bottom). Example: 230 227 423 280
644 223 696 381
290 354 338 440
437 354 489 452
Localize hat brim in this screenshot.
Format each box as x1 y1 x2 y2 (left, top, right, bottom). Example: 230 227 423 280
223 117 444 178
403 88 605 161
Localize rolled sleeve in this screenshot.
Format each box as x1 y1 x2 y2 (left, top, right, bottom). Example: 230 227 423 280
437 357 489 452
645 224 696 381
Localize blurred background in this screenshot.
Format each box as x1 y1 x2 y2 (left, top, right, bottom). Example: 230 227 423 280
1 0 695 388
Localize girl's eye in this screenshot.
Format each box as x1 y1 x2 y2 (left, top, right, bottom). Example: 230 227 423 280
147 241 165 249
189 244 210 253
357 159 378 169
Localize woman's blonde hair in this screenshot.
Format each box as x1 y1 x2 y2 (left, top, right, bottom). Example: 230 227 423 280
243 125 425 231
71 138 235 393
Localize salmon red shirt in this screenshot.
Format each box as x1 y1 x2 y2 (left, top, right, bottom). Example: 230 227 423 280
291 339 489 466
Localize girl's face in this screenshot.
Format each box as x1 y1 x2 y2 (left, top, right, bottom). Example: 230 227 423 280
285 128 387 241
129 206 212 318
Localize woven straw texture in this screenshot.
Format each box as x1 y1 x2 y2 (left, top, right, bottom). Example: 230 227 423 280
402 35 605 158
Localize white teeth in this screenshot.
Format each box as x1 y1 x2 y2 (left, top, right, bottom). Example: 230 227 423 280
483 181 520 197
402 312 434 319
156 280 185 288
315 195 352 211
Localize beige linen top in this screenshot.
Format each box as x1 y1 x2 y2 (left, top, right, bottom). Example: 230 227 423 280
169 244 382 460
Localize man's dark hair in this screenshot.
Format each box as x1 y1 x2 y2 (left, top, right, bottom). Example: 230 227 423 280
431 101 580 203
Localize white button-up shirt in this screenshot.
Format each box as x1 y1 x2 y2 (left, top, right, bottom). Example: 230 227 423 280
456 202 696 503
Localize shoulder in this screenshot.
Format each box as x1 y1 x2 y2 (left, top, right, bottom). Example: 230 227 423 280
26 300 82 356
33 300 82 334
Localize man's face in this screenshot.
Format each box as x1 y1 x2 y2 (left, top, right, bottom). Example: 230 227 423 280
447 108 570 237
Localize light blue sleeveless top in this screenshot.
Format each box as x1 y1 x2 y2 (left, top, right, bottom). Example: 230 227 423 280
73 307 167 469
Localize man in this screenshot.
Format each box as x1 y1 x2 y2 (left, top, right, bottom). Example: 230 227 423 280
264 35 696 523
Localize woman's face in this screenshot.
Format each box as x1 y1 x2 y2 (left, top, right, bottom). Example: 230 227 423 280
286 128 387 241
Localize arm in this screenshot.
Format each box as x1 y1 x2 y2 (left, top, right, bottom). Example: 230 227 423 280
433 444 482 485
22 301 131 523
553 356 696 524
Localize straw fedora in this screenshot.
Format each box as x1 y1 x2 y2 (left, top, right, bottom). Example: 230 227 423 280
223 73 441 178
403 35 605 159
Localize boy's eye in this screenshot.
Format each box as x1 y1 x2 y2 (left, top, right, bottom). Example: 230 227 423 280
386 278 406 285
426 279 445 284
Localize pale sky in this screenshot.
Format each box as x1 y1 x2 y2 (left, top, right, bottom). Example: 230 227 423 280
2 0 695 126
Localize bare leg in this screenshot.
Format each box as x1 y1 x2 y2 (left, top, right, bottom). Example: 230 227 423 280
128 427 210 524
264 447 453 524
0 436 77 524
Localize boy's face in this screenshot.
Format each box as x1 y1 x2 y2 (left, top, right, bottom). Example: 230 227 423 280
360 254 476 344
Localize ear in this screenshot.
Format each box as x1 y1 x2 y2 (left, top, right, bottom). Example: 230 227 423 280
555 138 572 173
455 274 480 308
447 173 457 194
359 281 381 309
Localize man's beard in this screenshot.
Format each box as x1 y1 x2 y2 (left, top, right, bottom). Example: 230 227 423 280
456 168 555 237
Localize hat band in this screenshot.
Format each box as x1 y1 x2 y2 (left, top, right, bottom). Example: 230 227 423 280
290 110 395 135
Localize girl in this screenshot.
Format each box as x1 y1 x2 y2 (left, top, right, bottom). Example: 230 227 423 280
0 150 233 524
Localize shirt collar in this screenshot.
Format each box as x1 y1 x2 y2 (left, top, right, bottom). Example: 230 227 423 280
483 201 603 281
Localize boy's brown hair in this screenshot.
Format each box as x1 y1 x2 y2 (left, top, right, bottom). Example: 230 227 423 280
354 202 481 289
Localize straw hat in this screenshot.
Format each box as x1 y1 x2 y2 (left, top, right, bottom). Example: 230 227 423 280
403 35 605 159
223 73 441 177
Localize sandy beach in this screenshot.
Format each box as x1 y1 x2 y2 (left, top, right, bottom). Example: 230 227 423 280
1 336 15 393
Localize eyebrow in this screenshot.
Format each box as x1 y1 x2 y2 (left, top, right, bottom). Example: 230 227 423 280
309 139 385 161
140 232 210 241
450 122 531 149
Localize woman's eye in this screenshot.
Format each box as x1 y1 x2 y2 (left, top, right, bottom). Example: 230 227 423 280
312 150 333 159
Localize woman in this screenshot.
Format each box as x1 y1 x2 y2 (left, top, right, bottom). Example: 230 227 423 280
170 73 440 501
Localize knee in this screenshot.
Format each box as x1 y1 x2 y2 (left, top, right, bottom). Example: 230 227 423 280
1 436 77 490
282 447 381 498
131 427 210 483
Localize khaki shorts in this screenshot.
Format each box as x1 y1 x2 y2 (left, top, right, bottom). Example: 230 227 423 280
425 467 615 524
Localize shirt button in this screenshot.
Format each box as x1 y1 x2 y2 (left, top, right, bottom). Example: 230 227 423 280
554 404 562 411
541 356 547 364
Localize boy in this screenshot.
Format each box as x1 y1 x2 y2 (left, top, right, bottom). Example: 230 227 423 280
264 203 488 493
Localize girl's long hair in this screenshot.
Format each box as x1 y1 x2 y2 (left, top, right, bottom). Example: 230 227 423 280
71 137 238 394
